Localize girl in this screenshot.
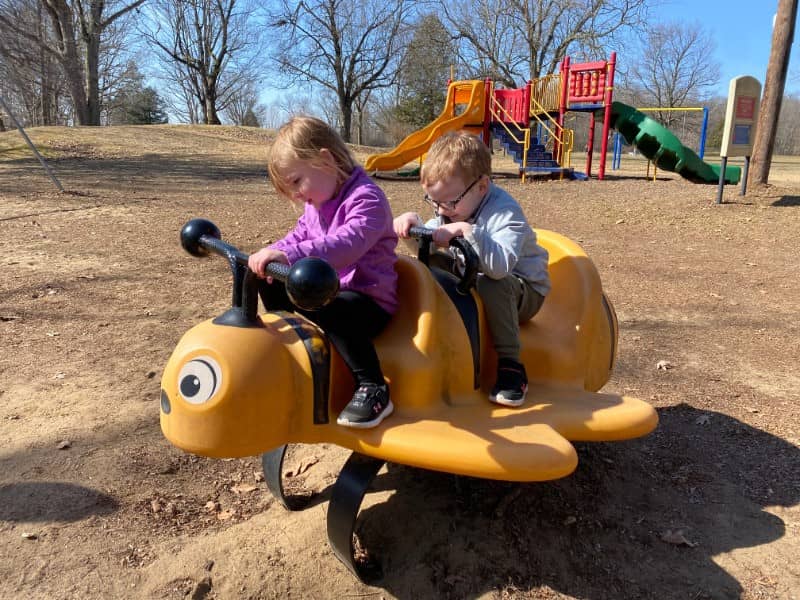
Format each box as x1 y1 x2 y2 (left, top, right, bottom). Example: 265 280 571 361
248 116 398 429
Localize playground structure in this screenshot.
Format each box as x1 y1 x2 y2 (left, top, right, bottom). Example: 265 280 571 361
609 103 740 184
612 106 710 172
366 54 622 180
366 52 739 184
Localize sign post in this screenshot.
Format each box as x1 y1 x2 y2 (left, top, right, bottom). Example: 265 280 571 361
717 76 762 203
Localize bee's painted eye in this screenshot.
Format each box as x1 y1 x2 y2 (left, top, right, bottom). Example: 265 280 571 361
178 357 222 404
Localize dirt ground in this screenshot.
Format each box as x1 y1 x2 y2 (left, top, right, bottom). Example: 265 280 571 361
1 125 798 600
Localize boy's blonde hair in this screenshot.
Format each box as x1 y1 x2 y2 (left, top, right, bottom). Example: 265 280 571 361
268 116 356 198
421 131 492 185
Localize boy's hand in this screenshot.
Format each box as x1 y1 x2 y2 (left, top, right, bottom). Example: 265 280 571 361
432 222 472 247
393 212 421 238
248 247 289 282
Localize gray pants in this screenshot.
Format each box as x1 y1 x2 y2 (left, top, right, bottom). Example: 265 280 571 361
477 273 545 362
429 251 544 361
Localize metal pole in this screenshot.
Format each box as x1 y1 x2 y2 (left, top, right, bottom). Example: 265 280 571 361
585 112 595 178
716 155 728 204
699 107 709 158
0 94 64 192
741 156 750 195
597 51 616 180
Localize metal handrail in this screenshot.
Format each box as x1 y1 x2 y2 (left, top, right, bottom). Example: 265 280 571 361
528 92 573 168
488 93 531 180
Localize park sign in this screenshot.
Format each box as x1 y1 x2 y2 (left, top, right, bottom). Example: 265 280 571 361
720 76 762 158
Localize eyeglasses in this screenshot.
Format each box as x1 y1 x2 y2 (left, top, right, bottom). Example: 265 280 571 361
423 177 481 211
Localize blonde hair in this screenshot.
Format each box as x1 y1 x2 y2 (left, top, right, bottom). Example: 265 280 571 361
268 116 357 198
421 131 492 186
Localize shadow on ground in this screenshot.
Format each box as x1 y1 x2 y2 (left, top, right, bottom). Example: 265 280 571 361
293 404 799 599
0 155 266 196
0 482 119 522
773 195 800 207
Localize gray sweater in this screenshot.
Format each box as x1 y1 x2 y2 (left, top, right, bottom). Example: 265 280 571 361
424 182 551 297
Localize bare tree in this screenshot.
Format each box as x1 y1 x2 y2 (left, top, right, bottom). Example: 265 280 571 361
260 98 291 130
353 88 372 145
438 0 648 87
0 0 146 125
623 21 720 128
268 0 414 142
223 79 266 126
157 59 203 123
141 0 262 125
97 17 143 124
260 93 317 129
775 94 800 155
0 0 66 125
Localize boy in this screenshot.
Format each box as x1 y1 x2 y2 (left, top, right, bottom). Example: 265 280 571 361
393 131 550 407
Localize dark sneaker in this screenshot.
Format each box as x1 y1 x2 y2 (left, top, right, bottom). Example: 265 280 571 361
489 359 528 407
337 383 394 429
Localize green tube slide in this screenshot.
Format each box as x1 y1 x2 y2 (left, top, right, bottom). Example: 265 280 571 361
609 101 740 184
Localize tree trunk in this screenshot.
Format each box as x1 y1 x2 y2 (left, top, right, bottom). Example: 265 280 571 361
64 59 90 125
84 24 102 125
340 102 352 143
37 2 57 125
41 71 60 125
749 0 798 187
204 93 221 125
44 0 90 124
41 0 146 126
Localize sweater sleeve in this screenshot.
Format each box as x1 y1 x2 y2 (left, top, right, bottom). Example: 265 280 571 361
271 211 311 254
464 210 529 279
275 190 390 270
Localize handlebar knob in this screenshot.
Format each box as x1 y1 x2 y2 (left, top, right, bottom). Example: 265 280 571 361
286 257 340 310
180 218 221 257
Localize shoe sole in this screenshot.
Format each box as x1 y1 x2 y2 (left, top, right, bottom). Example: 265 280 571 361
489 393 526 408
337 400 395 429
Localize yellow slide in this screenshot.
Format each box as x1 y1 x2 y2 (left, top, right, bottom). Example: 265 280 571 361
364 80 487 172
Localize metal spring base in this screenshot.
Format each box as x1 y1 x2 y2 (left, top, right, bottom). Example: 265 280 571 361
262 446 385 582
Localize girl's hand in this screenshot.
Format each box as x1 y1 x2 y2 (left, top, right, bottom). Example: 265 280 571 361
393 212 421 238
248 248 289 280
432 222 472 247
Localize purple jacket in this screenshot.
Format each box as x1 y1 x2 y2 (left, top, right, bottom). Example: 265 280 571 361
270 167 399 314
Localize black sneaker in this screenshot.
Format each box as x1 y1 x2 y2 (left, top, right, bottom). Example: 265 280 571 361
337 383 394 429
489 359 528 407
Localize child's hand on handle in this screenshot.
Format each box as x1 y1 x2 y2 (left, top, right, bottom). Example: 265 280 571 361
248 248 289 283
432 222 472 247
393 212 421 238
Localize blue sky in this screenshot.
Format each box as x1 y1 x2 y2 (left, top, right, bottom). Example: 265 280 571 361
650 0 799 95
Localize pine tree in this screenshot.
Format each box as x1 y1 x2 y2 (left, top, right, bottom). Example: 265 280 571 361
124 87 168 124
393 15 455 130
240 107 261 127
108 62 168 125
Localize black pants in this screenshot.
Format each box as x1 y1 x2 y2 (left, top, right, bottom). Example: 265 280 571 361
259 280 391 385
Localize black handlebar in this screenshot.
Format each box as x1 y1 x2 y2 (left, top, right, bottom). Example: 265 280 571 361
407 226 479 295
181 218 292 283
179 219 339 320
